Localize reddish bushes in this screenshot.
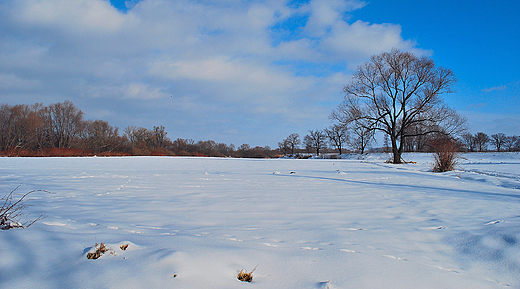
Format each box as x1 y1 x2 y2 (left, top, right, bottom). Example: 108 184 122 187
431 137 461 172
0 149 33 157
0 148 132 157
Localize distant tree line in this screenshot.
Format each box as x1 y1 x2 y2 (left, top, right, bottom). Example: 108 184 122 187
277 129 520 158
460 132 520 152
0 101 279 158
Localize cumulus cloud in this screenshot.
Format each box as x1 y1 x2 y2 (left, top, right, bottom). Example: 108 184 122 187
8 0 136 40
0 0 423 145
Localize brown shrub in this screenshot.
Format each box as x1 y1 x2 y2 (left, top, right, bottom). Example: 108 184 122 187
431 137 461 172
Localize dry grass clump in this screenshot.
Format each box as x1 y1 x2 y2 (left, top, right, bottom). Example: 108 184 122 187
237 265 257 283
87 243 109 260
87 242 130 259
237 270 253 282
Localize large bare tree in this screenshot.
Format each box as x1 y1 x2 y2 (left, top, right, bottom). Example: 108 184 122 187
332 49 466 163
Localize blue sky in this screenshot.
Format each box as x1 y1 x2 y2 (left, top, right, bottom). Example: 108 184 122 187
0 0 518 147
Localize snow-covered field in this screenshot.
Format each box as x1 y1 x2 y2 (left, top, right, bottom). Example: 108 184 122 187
1 153 520 288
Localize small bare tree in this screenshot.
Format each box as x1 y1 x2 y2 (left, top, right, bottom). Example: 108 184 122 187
504 135 519 152
324 124 348 155
474 132 490 152
279 133 300 156
304 130 327 156
491 133 507 152
461 132 477 152
152 125 169 149
347 119 375 154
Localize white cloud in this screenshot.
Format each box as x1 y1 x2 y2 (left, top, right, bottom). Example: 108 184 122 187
124 83 167 100
305 0 367 36
0 0 423 146
322 20 416 62
11 0 132 34
150 56 306 91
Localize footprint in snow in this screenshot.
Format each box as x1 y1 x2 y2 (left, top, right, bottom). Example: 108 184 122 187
337 228 363 231
428 265 459 274
224 236 243 242
383 255 407 261
316 281 342 289
421 226 446 230
301 246 322 251
484 220 505 226
260 242 281 248
42 221 73 228
124 229 142 234
339 249 360 253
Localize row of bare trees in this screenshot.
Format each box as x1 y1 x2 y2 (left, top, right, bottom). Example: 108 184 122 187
277 124 375 157
0 101 86 152
0 101 278 157
279 127 520 158
461 132 520 152
166 139 277 158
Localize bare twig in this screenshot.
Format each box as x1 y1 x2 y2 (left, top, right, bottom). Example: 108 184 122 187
1 185 52 230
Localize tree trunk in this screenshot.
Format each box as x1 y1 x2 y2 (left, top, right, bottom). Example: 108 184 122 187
391 137 402 164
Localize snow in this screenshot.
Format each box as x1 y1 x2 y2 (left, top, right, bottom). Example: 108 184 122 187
1 153 520 288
